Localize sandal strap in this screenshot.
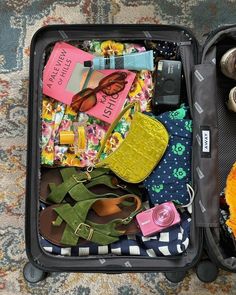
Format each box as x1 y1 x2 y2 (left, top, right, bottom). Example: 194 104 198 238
53 195 142 246
69 182 120 202
61 222 120 246
47 168 142 204
68 174 120 202
47 168 111 203
60 167 78 181
85 174 118 189
53 201 121 245
48 167 77 192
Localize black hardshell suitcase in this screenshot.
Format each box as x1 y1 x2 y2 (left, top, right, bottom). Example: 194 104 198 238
24 24 236 283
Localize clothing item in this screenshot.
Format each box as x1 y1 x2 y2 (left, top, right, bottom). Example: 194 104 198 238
144 105 192 206
82 40 146 57
225 161 236 237
145 40 178 60
39 202 191 257
41 98 67 166
219 209 236 257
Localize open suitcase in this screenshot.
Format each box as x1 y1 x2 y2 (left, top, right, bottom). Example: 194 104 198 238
24 24 236 283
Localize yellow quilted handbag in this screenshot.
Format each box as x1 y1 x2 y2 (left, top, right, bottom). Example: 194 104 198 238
95 102 169 183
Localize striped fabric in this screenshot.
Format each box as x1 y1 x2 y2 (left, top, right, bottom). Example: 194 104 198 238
39 202 191 257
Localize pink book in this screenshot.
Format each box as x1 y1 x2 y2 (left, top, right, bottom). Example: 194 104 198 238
43 42 135 124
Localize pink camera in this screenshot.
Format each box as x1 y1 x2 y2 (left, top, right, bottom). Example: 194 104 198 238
136 201 181 237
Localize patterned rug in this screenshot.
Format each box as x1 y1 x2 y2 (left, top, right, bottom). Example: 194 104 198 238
1 1 236 294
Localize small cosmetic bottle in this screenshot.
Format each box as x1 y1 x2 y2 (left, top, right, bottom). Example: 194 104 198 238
59 123 87 153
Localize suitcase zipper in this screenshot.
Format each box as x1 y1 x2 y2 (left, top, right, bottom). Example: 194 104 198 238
202 24 236 62
203 24 236 48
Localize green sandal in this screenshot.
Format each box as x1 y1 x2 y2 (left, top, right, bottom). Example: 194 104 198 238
40 167 140 204
39 194 143 246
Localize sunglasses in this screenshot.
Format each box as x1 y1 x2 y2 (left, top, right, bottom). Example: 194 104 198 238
71 71 128 112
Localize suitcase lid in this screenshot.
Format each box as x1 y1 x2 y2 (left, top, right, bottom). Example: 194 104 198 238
194 24 236 272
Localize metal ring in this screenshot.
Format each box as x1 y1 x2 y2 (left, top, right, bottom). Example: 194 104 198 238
85 171 92 181
87 165 94 173
72 174 87 183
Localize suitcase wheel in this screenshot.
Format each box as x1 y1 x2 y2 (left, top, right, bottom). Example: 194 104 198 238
164 270 186 283
23 262 48 283
196 259 219 283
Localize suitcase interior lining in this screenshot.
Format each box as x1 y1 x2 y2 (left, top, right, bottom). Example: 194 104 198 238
39 38 194 258
209 36 236 263
216 37 236 192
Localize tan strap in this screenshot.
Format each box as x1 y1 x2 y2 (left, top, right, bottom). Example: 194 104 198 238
92 194 142 217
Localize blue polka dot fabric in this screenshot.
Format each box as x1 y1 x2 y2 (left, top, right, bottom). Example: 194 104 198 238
144 105 192 206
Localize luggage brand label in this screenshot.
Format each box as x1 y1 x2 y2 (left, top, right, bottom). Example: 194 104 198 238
202 130 210 152
201 126 211 158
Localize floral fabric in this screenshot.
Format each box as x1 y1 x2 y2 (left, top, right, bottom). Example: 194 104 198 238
41 97 66 166
41 40 154 167
42 102 109 167
82 40 146 57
